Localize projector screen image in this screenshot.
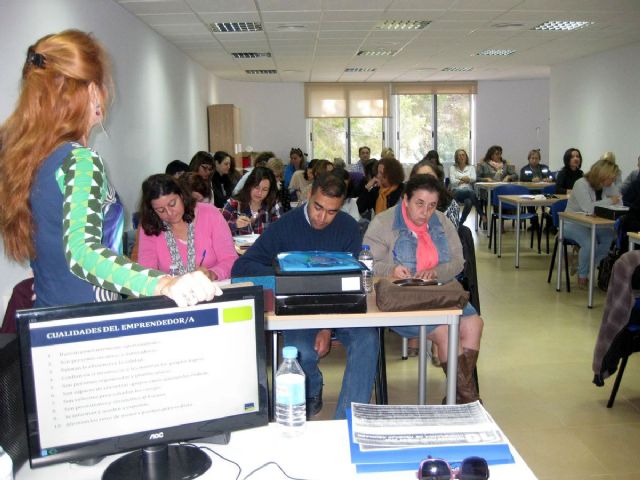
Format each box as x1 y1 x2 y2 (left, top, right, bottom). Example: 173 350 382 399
17 287 268 469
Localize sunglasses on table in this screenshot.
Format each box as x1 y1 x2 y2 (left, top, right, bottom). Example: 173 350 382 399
417 456 489 480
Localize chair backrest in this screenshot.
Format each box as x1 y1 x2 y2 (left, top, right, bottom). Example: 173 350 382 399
542 184 557 195
0 335 29 471
491 185 530 207
457 225 481 315
550 199 568 228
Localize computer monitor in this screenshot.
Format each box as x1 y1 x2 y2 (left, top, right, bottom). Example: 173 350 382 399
16 285 268 479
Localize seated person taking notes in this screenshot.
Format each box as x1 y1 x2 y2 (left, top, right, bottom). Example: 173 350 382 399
363 175 484 404
231 172 379 420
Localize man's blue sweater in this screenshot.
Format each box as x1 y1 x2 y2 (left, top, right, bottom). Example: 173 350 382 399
231 205 362 276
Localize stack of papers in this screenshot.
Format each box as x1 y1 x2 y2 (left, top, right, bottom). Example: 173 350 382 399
233 233 260 247
347 402 514 473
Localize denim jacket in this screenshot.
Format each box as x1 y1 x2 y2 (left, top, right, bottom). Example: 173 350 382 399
391 202 450 275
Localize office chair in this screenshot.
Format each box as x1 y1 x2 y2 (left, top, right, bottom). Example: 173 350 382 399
546 199 578 292
537 184 558 253
487 185 539 254
0 335 29 471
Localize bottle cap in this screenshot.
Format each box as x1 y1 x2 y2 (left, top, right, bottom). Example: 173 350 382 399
282 346 298 359
361 244 370 250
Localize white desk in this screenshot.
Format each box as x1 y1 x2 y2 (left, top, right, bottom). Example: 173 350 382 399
265 294 461 406
16 420 538 480
628 231 640 252
496 194 567 268
557 212 615 308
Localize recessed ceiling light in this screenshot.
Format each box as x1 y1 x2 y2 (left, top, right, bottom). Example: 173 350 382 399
357 49 397 56
345 67 376 73
232 52 271 58
441 66 473 72
245 69 277 75
277 24 308 31
477 49 515 56
376 20 431 31
208 22 262 33
532 20 594 31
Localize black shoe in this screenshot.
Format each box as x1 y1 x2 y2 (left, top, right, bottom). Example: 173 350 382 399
306 389 323 418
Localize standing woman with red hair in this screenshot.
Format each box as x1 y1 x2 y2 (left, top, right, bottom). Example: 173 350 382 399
0 30 219 308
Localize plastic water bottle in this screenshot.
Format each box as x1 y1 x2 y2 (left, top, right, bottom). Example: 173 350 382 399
0 446 13 480
275 346 306 436
359 245 374 293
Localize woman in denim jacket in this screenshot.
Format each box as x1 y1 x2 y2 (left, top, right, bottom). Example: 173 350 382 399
364 175 484 404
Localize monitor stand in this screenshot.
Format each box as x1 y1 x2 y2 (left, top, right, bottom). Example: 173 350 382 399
102 444 211 480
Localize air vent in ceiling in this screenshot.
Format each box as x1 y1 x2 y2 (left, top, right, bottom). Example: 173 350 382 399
477 49 515 56
345 67 376 73
441 66 473 72
375 20 430 31
232 52 272 58
357 49 397 56
245 69 277 75
532 20 594 31
208 22 263 33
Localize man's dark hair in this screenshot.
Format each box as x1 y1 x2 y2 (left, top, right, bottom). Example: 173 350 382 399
165 160 189 177
403 174 444 201
311 171 346 198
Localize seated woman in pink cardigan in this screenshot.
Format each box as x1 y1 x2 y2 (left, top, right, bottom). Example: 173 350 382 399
137 174 238 280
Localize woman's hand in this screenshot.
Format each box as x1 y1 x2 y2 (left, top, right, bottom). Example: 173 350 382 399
414 269 438 281
315 329 332 358
156 270 222 307
196 267 217 281
392 265 412 279
609 195 621 204
236 215 252 229
365 178 379 191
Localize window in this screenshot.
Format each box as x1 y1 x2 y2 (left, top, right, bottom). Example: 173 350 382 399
305 82 475 166
310 118 384 164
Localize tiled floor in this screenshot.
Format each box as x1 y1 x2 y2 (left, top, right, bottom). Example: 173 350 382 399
309 215 640 479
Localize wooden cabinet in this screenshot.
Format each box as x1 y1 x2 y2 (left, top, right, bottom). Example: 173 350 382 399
207 104 240 156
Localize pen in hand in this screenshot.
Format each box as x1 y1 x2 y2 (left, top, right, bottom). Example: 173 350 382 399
199 250 207 267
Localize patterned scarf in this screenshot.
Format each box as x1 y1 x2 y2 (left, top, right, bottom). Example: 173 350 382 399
401 200 438 272
375 184 398 214
163 221 196 275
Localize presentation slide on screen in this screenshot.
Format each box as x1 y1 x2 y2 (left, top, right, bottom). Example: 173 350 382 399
29 300 260 449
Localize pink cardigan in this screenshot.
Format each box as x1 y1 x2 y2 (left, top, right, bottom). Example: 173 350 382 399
137 202 238 280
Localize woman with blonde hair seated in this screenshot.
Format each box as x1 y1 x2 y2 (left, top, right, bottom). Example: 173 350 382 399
565 158 621 287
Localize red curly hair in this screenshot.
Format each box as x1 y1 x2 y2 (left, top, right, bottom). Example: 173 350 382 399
0 30 112 262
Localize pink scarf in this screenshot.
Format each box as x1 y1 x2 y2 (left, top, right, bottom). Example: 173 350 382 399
401 201 438 272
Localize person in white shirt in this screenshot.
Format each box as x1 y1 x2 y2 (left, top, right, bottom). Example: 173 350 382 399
449 149 485 225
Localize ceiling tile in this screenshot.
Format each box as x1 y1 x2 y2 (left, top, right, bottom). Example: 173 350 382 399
117 1 191 15
260 11 323 22
197 12 261 22
257 0 322 11
153 23 210 35
138 13 200 24
186 0 257 12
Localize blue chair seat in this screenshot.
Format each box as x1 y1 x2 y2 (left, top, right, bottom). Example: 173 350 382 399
488 185 540 254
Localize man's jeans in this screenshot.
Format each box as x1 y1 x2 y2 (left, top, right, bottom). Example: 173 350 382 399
564 222 615 277
282 327 379 420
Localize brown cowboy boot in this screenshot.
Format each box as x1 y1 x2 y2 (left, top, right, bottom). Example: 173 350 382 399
440 348 480 404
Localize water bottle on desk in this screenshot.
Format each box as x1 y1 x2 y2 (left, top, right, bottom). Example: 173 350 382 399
0 446 13 480
275 346 306 436
358 244 374 293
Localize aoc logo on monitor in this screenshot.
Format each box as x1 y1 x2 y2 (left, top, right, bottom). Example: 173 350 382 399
149 432 164 440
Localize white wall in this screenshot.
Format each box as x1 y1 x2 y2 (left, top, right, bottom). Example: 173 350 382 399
475 79 550 170
550 41 640 173
0 0 219 314
214 80 306 161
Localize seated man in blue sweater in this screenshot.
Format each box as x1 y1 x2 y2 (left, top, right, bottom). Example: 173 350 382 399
232 172 379 420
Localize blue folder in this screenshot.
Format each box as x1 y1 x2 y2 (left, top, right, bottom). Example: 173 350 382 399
346 408 514 474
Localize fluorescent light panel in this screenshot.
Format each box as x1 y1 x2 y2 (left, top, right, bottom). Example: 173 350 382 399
477 49 515 56
245 69 277 74
532 20 594 31
209 22 263 33
232 52 272 58
375 20 430 31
